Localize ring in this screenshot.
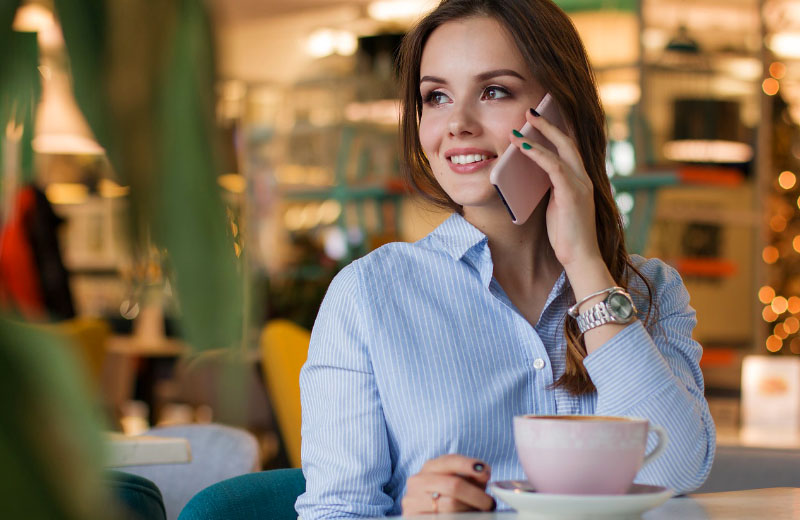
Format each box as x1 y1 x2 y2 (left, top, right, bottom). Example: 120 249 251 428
431 491 441 513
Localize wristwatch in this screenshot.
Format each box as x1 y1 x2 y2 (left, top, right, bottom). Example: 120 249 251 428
567 287 637 334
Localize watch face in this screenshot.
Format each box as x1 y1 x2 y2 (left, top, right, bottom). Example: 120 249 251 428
607 293 634 319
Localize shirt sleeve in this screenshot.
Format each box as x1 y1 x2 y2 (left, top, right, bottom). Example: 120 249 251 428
582 261 716 494
295 262 394 520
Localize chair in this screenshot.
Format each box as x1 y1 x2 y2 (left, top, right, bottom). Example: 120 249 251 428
122 424 260 520
107 470 167 520
50 316 111 387
178 468 305 520
695 445 800 493
260 320 311 468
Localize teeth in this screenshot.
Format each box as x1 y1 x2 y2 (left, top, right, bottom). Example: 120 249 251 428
450 154 489 165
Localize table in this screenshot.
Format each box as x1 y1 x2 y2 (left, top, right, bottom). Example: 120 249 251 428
717 426 800 450
102 334 190 426
106 432 192 467
393 488 800 519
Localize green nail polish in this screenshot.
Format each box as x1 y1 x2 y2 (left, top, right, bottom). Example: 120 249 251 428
522 142 532 150
512 129 523 138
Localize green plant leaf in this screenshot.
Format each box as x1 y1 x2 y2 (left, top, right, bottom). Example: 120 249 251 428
0 318 111 520
155 0 242 351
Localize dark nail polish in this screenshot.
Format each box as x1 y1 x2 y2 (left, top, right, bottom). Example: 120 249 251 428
473 462 485 472
512 129 523 138
530 107 540 117
521 142 532 150
490 498 497 511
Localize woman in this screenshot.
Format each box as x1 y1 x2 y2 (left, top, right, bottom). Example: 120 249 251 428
296 0 715 517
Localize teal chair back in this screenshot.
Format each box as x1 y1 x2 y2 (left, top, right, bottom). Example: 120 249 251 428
107 470 167 520
178 468 305 520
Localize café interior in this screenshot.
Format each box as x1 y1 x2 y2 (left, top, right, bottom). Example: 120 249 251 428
3 0 800 518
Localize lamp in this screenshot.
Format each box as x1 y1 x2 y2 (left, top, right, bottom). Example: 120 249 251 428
33 67 105 155
14 1 104 155
663 98 753 164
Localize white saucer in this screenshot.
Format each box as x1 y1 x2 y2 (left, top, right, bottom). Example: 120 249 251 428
490 480 673 519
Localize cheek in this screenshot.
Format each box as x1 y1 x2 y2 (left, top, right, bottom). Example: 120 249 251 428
418 112 444 159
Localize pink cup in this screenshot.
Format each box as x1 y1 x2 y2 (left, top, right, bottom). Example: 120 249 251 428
513 415 667 495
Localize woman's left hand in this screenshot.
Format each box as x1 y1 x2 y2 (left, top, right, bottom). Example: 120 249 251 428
509 109 602 270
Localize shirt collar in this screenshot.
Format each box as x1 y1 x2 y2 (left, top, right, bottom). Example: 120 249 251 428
430 213 489 262
431 213 571 303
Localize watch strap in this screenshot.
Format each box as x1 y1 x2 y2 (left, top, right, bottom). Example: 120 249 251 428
576 300 615 334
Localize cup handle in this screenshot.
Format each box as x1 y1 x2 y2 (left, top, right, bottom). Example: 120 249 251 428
642 425 668 467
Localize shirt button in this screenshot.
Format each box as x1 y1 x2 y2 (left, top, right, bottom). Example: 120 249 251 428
533 358 546 370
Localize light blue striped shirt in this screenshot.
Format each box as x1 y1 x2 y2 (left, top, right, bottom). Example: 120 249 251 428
297 213 715 519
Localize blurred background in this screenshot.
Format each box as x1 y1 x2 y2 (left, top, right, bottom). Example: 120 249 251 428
3 0 800 516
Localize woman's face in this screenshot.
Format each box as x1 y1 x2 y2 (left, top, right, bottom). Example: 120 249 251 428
418 16 546 212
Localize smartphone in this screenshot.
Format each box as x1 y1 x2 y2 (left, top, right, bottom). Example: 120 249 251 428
489 93 569 225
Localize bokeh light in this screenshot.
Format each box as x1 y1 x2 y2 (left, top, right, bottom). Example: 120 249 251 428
759 285 776 304
774 322 789 339
772 296 789 314
763 305 779 322
789 296 800 314
763 245 779 264
770 61 787 79
767 335 783 352
779 170 797 189
763 78 780 95
770 215 788 232
785 316 800 334
792 337 800 354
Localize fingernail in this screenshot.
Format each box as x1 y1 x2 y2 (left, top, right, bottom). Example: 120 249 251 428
473 462 485 472
530 107 540 117
521 142 532 150
512 129 523 138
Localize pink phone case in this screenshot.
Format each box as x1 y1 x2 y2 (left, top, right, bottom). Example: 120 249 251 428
489 93 569 225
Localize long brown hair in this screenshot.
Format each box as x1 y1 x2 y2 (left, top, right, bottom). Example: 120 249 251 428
397 0 654 395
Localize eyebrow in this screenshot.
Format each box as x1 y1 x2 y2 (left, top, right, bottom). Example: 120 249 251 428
420 68 526 85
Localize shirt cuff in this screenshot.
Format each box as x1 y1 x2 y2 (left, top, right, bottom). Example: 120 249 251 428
583 320 675 414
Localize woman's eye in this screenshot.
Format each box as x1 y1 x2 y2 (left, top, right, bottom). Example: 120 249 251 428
423 90 451 106
482 86 511 100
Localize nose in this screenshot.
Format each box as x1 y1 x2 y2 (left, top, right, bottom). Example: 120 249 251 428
447 103 480 137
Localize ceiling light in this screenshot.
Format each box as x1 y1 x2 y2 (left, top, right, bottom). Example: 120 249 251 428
598 82 641 107
767 32 800 59
218 173 246 194
663 140 753 163
12 4 54 32
45 183 89 205
306 29 358 58
98 179 130 198
367 0 436 22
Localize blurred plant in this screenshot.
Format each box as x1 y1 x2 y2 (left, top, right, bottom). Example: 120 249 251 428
1 0 245 517
54 0 242 352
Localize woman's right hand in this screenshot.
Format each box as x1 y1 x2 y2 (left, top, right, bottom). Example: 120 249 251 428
401 454 496 515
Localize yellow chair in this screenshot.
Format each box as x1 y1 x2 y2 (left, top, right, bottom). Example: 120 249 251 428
260 319 310 468
54 317 111 388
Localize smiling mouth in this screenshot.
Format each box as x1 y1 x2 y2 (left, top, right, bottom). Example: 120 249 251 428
448 153 497 165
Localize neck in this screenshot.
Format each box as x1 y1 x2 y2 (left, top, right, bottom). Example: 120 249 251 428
462 198 561 286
